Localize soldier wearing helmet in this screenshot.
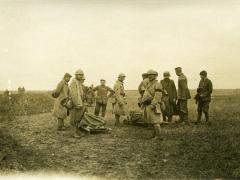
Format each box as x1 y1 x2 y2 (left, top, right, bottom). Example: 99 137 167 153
175 67 191 123
160 71 177 123
112 73 127 126
69 69 88 138
142 69 163 139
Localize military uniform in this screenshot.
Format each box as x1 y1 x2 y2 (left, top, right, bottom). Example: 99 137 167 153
142 79 163 125
138 78 149 124
93 85 114 117
69 78 87 128
177 73 191 122
113 79 127 116
52 79 70 130
160 78 177 122
197 77 213 122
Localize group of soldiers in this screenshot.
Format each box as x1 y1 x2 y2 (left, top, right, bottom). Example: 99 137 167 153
52 67 213 139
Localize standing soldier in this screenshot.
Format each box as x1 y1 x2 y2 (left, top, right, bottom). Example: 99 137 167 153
138 72 149 125
195 70 213 123
138 73 148 97
175 67 191 123
93 79 114 117
113 73 127 126
160 71 177 123
142 70 163 139
69 69 88 138
52 73 72 131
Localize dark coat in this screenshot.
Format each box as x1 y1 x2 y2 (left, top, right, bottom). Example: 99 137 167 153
198 78 213 102
177 73 191 100
160 79 177 103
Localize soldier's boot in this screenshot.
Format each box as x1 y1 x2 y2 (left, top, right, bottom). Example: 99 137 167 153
94 111 100 117
102 111 106 118
178 112 184 123
115 115 120 126
163 115 167 122
204 112 209 122
196 112 202 124
152 124 163 140
57 118 65 131
184 113 190 125
168 116 173 123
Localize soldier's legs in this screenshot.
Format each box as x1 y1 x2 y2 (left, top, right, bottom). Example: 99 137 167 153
115 114 120 126
57 118 64 130
101 103 107 117
70 108 86 138
146 106 162 138
203 101 210 122
197 101 203 122
94 102 101 116
162 112 167 122
179 100 188 122
168 103 174 122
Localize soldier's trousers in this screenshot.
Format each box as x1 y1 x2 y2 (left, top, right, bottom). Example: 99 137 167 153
178 99 188 121
162 100 174 122
70 108 85 128
95 102 107 117
145 106 163 124
57 118 64 129
197 100 210 121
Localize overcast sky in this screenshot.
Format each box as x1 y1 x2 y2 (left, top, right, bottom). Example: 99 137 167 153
0 0 240 90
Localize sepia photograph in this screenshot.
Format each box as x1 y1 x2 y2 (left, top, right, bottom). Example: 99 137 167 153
0 0 240 179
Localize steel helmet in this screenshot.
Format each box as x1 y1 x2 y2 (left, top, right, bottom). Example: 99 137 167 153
118 73 126 78
75 69 84 75
163 71 171 77
147 69 158 75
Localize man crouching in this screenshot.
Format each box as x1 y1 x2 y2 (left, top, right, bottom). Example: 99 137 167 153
142 70 163 140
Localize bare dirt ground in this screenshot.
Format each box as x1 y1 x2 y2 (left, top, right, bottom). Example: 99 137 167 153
1 91 240 179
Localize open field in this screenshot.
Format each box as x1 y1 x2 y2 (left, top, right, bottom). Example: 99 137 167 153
0 90 240 179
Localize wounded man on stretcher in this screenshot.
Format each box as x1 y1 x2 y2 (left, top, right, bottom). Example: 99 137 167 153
78 112 111 134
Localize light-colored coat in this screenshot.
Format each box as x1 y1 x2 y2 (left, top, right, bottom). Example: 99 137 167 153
113 79 127 116
142 79 163 124
69 78 87 127
52 80 69 119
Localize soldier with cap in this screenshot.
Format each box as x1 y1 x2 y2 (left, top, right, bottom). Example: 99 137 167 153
160 71 177 122
195 70 213 123
113 73 127 126
93 79 114 117
52 73 72 131
175 67 191 123
142 70 163 139
69 69 88 137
